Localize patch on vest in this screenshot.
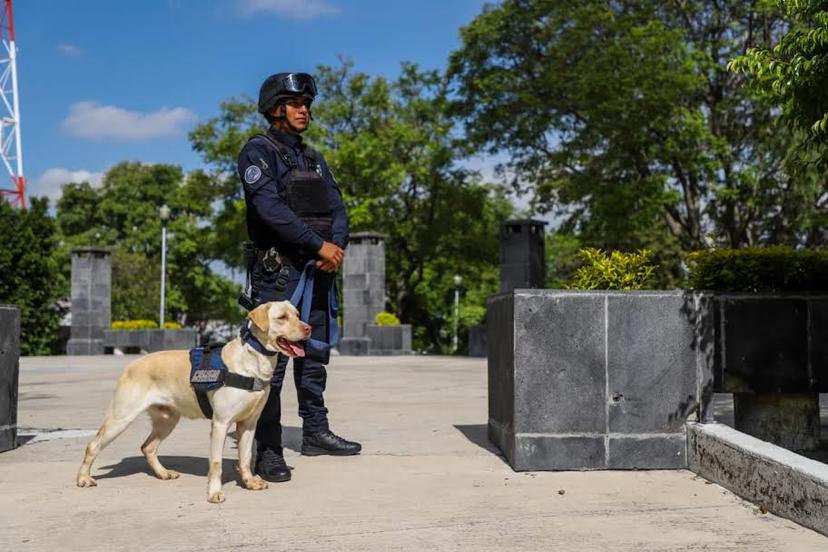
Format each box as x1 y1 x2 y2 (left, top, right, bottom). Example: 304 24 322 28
244 165 262 184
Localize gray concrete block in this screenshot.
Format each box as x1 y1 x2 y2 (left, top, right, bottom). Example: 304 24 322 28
513 434 605 471
0 305 20 453
339 337 371 356
488 290 712 471
513 293 606 434
468 324 487 357
607 294 698 434
66 339 105 355
69 248 111 356
688 422 828 536
366 325 412 355
103 329 196 353
608 434 687 469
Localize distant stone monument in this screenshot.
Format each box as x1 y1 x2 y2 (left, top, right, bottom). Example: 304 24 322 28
339 233 386 355
499 219 547 293
469 220 547 357
339 233 411 355
66 247 111 355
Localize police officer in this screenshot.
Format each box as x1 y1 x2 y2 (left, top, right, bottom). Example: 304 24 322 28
238 72 361 483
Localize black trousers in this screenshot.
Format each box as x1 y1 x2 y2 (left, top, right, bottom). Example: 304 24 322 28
252 260 332 450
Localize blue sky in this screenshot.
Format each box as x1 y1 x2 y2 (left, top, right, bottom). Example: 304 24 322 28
15 0 492 203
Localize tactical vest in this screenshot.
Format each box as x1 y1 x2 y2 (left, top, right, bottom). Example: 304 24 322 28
256 133 333 243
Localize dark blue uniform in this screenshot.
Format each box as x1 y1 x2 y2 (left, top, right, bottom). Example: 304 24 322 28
238 126 348 450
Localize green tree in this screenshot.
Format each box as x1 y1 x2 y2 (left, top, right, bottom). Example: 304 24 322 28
730 0 828 138
729 1 828 246
190 61 513 352
0 198 66 355
55 162 241 324
448 0 814 257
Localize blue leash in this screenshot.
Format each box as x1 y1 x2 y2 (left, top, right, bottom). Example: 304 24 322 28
289 260 339 353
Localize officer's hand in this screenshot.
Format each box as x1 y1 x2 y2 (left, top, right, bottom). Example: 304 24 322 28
318 241 344 266
316 259 337 272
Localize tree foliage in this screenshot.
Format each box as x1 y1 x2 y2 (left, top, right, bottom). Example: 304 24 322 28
731 0 828 138
449 0 824 255
55 162 241 324
0 198 66 355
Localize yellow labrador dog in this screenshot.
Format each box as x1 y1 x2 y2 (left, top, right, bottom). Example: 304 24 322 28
76 301 310 503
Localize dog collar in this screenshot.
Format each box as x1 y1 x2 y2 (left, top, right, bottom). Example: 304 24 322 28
240 323 279 357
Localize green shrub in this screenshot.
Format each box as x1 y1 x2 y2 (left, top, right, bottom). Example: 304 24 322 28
111 320 183 330
374 311 400 326
566 248 656 291
686 246 828 292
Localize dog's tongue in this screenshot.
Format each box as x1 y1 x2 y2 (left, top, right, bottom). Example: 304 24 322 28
290 342 306 357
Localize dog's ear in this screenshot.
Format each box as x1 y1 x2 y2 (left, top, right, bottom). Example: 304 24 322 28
247 303 270 332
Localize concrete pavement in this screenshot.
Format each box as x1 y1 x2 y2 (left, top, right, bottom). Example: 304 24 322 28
1 354 827 551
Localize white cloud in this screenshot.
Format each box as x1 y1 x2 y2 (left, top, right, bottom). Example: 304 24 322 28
57 43 82 56
61 102 197 141
236 0 339 19
30 168 105 204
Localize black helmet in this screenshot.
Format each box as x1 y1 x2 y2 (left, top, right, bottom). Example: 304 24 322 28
258 72 317 114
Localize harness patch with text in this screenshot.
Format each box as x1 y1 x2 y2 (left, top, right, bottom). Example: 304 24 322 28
189 348 227 392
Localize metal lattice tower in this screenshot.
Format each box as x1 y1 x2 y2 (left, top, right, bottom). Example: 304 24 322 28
0 0 24 208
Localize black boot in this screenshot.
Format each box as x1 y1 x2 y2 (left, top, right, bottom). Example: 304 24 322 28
254 447 291 482
301 430 362 456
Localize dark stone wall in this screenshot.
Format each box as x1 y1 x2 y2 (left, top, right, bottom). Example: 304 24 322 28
0 305 20 452
714 295 828 393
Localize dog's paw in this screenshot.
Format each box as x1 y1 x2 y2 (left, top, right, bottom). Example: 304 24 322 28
158 469 180 480
76 475 97 488
244 476 268 491
207 491 225 504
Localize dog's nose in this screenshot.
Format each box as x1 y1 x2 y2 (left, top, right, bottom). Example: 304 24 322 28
302 322 311 337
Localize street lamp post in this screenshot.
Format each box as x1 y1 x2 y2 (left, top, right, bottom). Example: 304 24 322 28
453 274 462 353
159 204 170 327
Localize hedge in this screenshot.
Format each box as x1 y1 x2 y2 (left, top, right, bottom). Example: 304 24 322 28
111 320 183 330
686 246 828 292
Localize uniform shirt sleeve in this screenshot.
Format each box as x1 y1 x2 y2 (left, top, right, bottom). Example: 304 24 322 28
320 157 350 249
238 141 324 253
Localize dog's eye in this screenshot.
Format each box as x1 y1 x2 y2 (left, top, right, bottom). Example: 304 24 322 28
277 314 288 320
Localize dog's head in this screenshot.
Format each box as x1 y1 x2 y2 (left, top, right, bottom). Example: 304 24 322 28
247 301 311 357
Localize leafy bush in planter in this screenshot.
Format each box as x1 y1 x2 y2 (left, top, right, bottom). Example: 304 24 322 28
686 246 828 292
566 248 656 290
111 320 183 330
374 312 400 326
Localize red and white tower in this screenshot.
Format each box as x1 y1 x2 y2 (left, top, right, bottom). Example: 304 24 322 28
0 0 24 208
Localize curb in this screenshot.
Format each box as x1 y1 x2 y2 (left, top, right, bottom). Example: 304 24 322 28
687 422 828 536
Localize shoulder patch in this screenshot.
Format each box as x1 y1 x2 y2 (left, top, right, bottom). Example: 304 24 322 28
244 165 262 184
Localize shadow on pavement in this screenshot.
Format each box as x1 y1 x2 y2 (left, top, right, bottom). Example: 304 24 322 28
281 426 303 454
454 424 508 464
97 456 238 484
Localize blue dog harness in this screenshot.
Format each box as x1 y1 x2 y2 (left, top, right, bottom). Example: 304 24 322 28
189 339 272 419
289 260 340 362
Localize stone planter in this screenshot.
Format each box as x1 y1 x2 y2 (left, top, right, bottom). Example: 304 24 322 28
0 305 20 452
103 328 198 353
711 294 828 450
488 290 714 471
365 324 412 355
